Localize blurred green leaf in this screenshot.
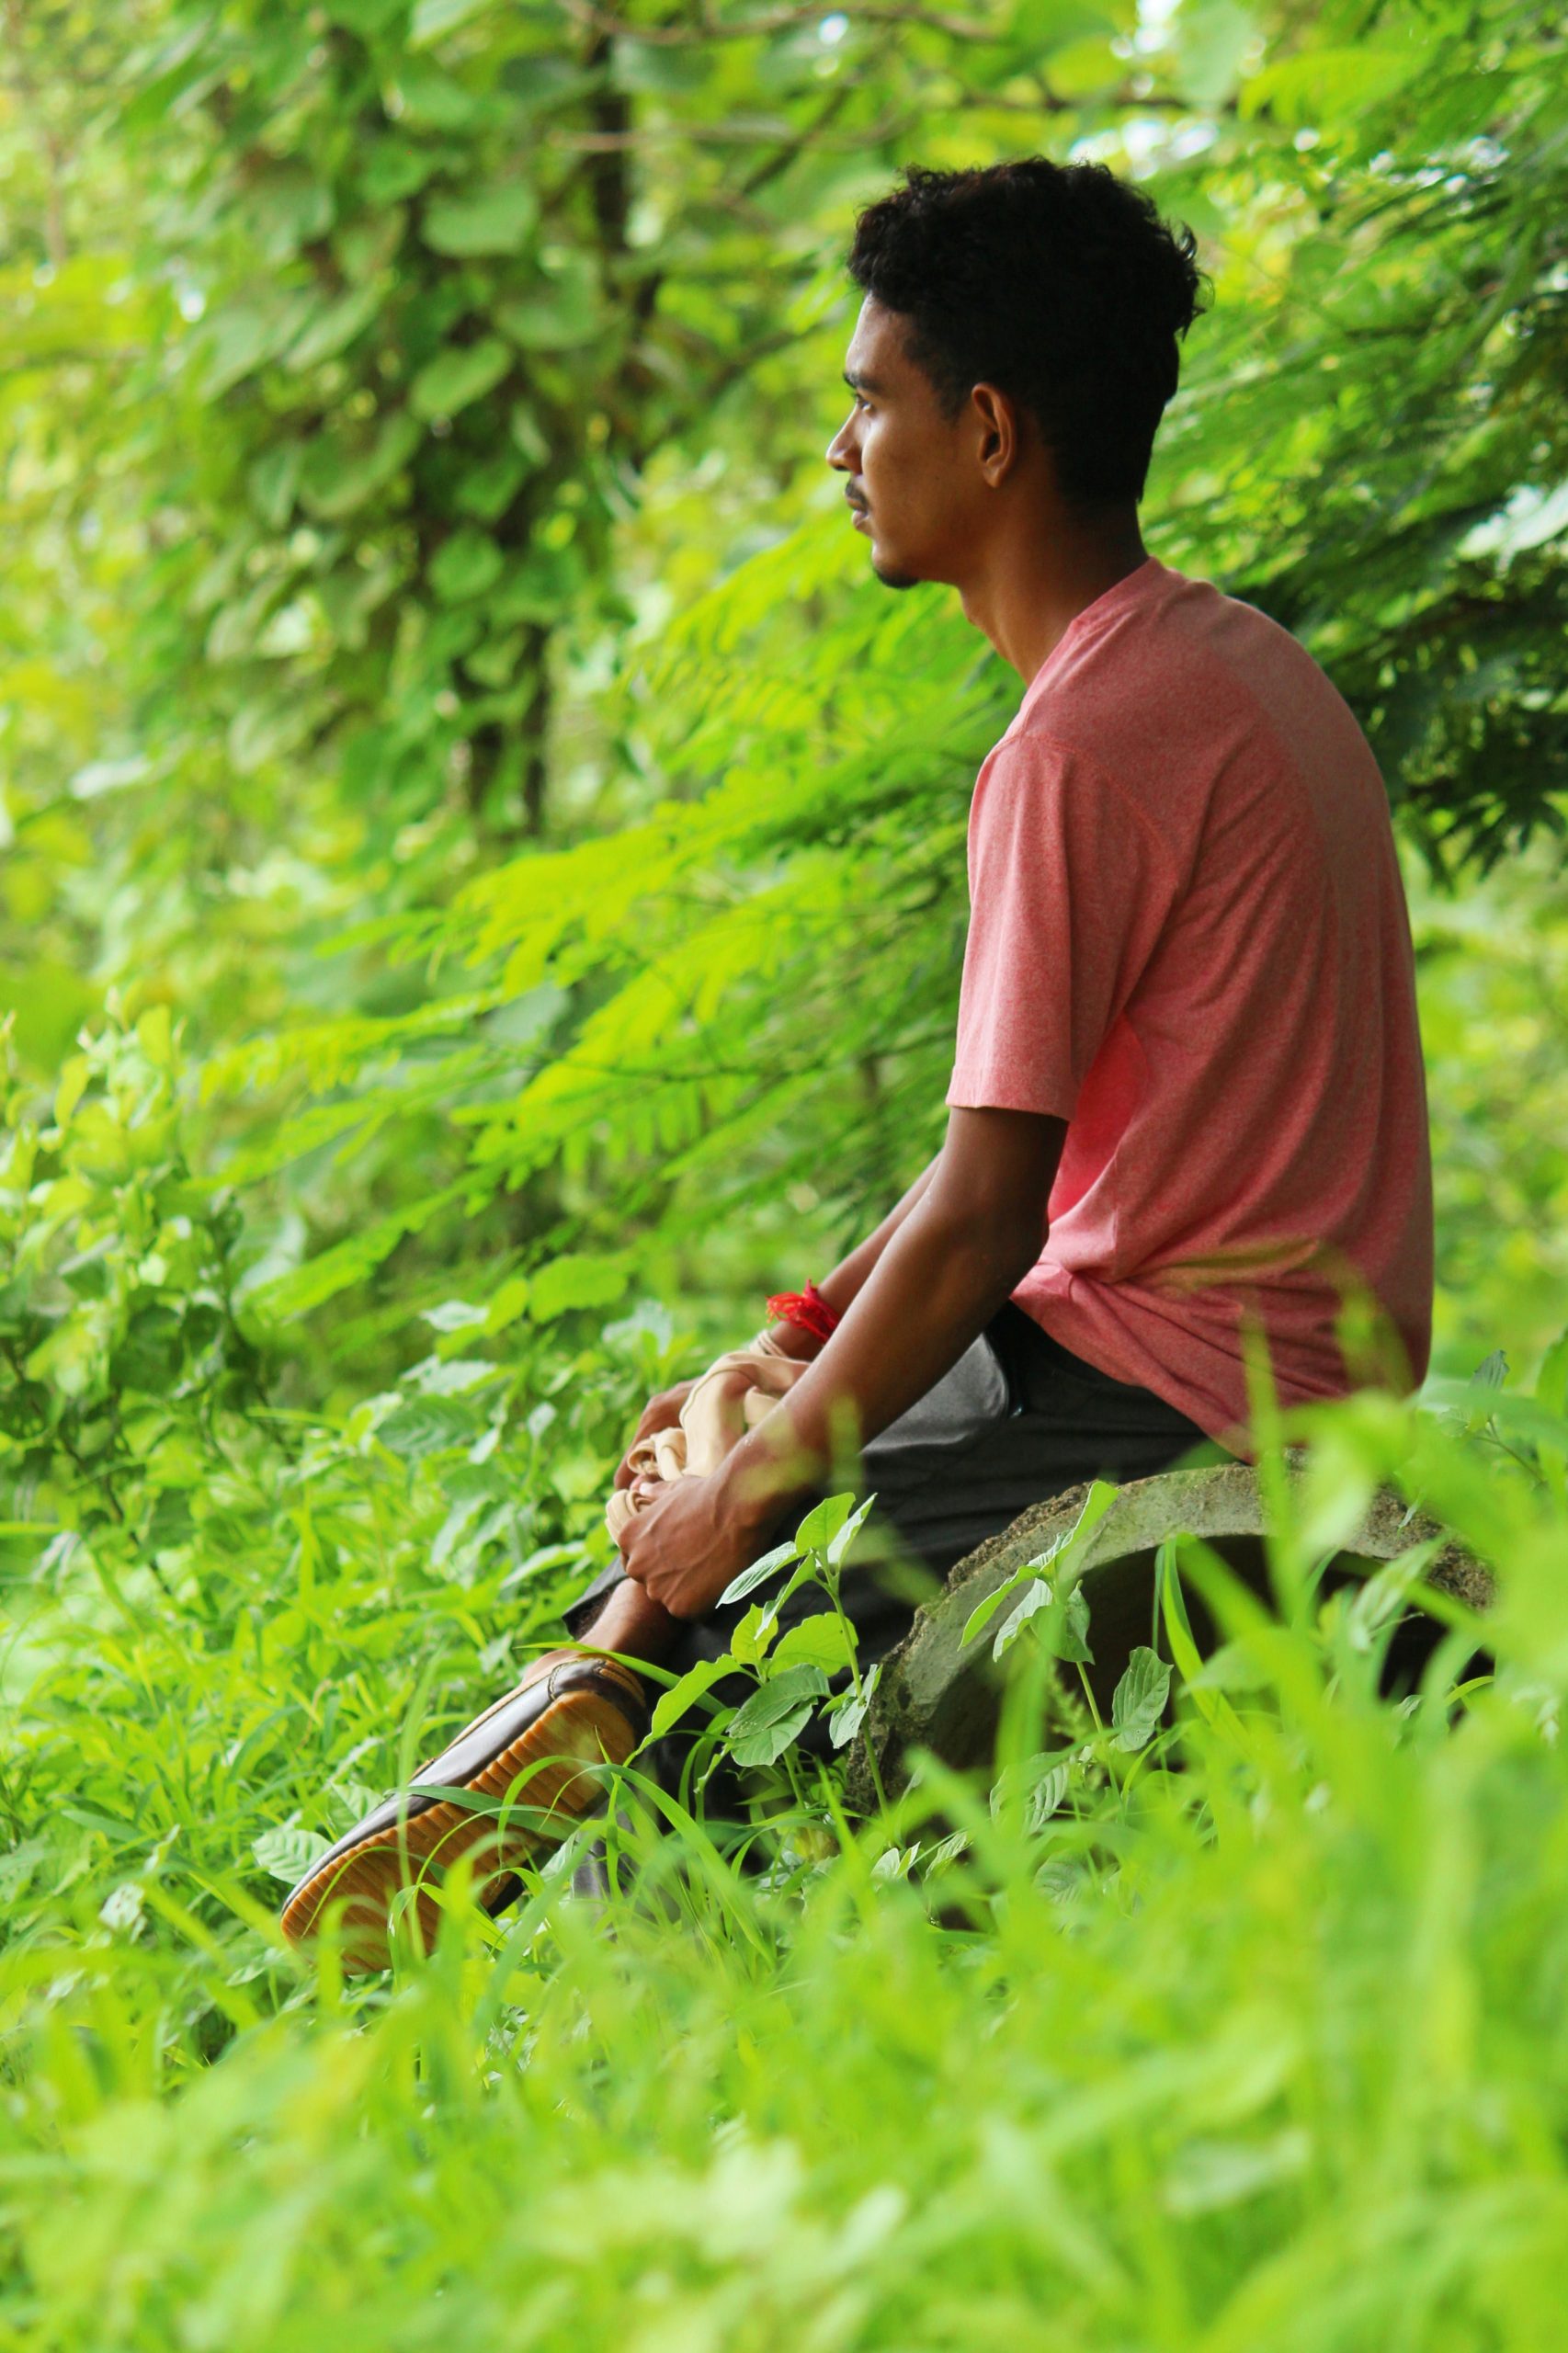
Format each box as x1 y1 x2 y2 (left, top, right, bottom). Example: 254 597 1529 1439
422 181 537 256
410 335 512 418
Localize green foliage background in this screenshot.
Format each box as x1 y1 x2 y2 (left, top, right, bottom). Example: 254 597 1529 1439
1 0 1566 2344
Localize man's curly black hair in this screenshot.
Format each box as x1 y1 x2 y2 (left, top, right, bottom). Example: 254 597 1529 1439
847 159 1210 510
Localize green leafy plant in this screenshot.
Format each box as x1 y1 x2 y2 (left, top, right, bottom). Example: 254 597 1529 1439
642 1489 881 1807
0 1005 263 1550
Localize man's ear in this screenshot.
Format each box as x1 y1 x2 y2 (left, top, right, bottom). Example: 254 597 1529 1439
970 381 1023 488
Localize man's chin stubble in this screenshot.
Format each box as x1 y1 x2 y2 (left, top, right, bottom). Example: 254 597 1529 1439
870 557 921 592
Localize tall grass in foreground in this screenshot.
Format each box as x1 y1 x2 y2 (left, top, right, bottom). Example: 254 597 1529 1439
1 1371 1566 2351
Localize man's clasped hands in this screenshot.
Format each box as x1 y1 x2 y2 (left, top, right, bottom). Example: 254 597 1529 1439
606 1331 814 1621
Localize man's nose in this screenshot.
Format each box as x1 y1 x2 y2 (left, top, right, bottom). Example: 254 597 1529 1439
825 415 855 472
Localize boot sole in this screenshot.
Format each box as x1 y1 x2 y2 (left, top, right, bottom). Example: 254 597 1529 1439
279 1682 642 1972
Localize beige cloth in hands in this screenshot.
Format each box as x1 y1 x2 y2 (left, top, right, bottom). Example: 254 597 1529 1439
605 1329 806 1547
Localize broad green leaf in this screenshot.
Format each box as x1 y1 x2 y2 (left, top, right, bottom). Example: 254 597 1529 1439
52 1055 90 1129
1055 1585 1094 1665
430 529 504 603
869 1843 918 1883
360 139 450 205
422 183 537 257
825 1492 876 1568
423 1300 486 1333
495 260 599 349
770 1612 854 1675
718 1539 799 1608
826 1660 880 1749
990 1751 1072 1832
723 1665 827 1767
324 0 407 28
648 1654 730 1740
227 696 318 776
251 1825 331 1885
287 282 382 373
1110 1646 1173 1752
963 1480 1119 1648
373 1396 477 1460
1186 1642 1272 1694
245 166 334 267
200 299 309 397
919 1830 970 1879
509 402 550 465
528 1252 632 1321
298 411 420 521
410 336 511 420
794 1492 853 1554
1241 41 1428 125
994 1577 1094 1666
455 450 529 521
247 444 301 529
993 1577 1051 1661
404 1356 497 1398
409 0 495 41
482 1275 531 1334
727 1602 779 1670
390 60 487 127
1171 0 1257 108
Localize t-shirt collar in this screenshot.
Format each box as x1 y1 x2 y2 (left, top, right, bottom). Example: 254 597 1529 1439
1018 553 1167 717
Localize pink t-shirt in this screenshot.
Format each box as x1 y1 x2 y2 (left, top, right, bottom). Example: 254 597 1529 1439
946 554 1433 1446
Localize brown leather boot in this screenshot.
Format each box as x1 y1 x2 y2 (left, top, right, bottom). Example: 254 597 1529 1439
279 1655 648 1972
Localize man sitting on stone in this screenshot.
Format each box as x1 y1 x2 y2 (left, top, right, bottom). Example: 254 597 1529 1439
283 156 1433 1968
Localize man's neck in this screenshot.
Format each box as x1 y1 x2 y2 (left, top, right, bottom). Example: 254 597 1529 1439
958 507 1150 686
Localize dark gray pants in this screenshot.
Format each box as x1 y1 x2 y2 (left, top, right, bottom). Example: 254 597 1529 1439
565 1305 1213 1778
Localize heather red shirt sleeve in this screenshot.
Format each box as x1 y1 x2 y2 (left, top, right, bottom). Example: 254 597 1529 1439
946 730 1179 1120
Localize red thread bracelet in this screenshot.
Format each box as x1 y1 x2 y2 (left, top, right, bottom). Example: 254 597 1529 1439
765 1279 840 1345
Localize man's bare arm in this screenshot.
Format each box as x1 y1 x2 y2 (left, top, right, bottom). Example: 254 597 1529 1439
768 1155 939 1360
613 1156 938 1483
616 1107 1062 1617
716 1106 1063 1531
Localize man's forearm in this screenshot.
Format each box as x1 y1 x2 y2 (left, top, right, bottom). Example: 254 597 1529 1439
821 1157 937 1316
619 1108 1062 1622
721 1181 1041 1529
768 1157 937 1362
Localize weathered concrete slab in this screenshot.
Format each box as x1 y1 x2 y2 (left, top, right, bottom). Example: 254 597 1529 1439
847 1457 1492 1805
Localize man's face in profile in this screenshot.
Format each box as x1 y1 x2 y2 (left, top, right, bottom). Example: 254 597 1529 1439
826 297 978 593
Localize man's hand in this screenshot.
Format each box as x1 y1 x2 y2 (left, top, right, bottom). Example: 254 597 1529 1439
612 1380 697 1492
618 1467 773 1620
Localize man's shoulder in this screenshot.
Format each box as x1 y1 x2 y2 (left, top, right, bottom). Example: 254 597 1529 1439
1046 563 1337 717
1013 565 1372 824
